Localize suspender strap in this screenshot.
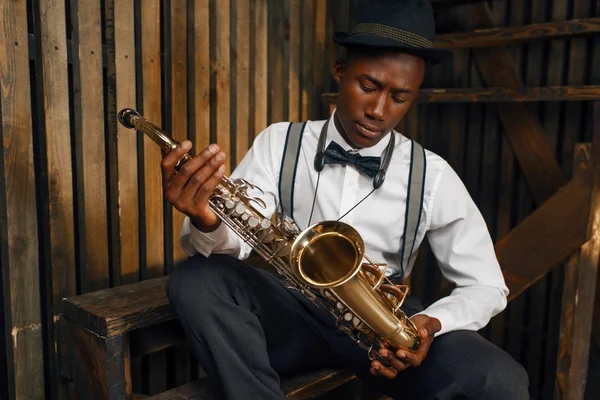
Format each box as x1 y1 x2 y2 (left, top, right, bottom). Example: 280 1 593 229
278 122 306 220
398 140 426 279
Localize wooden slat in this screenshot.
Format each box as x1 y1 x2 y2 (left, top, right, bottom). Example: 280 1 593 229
170 0 188 266
38 1 76 398
0 1 44 397
268 0 285 123
236 0 251 161
300 0 314 121
71 0 110 293
147 368 356 400
193 0 210 152
311 0 327 119
141 0 164 280
471 3 566 206
429 0 502 7
253 0 268 135
496 167 592 302
435 17 600 49
321 86 600 104
61 276 173 337
556 109 600 399
215 0 231 170
288 0 300 122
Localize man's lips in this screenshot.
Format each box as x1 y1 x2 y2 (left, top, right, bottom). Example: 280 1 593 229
356 122 382 138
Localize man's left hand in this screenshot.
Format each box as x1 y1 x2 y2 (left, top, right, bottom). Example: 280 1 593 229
370 314 441 379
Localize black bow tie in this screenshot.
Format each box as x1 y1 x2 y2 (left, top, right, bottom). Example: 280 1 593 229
322 141 381 178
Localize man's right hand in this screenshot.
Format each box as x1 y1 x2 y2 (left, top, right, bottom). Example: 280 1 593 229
161 140 227 233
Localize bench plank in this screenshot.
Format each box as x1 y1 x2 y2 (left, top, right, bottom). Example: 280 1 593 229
147 368 356 400
62 276 174 337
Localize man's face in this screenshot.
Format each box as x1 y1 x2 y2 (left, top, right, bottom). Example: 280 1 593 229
333 50 425 149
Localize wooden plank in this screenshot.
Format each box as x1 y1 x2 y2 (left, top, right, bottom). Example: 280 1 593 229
236 0 252 161
71 0 110 293
268 0 285 123
321 86 600 104
556 109 600 399
215 0 231 171
141 0 164 280
170 0 189 266
0 0 44 398
471 3 566 206
38 1 77 398
61 276 173 337
147 368 356 400
496 167 592 302
429 0 502 7
311 0 327 119
62 317 129 399
435 17 600 49
300 0 314 121
129 320 186 358
253 0 268 135
193 0 210 151
288 0 300 122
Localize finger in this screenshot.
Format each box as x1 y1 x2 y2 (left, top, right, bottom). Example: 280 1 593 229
161 140 193 183
379 348 410 371
192 164 227 207
396 349 423 367
370 361 398 379
177 151 226 205
165 144 220 194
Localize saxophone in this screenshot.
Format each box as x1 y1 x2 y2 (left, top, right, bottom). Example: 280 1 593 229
118 108 421 364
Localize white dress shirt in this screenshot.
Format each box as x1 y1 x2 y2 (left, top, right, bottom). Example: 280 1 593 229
180 109 509 336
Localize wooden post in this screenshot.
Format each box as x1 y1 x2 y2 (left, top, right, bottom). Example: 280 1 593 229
555 101 600 399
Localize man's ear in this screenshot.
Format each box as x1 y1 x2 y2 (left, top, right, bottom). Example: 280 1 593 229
333 59 346 85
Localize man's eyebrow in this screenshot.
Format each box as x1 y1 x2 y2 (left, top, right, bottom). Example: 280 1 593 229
359 74 414 94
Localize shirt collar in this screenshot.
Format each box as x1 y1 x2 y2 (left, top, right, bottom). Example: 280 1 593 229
326 108 395 157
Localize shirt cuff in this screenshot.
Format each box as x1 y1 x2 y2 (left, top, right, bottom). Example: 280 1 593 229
189 221 230 257
412 307 455 337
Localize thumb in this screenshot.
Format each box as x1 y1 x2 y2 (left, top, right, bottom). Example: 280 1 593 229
420 318 441 338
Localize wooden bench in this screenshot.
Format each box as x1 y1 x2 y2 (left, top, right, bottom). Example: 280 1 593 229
59 275 358 399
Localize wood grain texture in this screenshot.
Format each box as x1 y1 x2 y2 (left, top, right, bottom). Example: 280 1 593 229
142 0 164 280
236 0 252 161
216 0 231 169
471 3 566 206
436 17 600 48
61 276 174 337
311 0 327 120
193 0 211 152
171 0 189 266
288 0 301 122
253 0 268 136
71 0 110 293
147 367 356 400
300 0 314 121
0 0 44 397
38 1 77 398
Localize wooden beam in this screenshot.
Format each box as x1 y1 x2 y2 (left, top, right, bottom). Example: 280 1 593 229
436 18 600 48
321 85 600 104
496 163 591 302
471 3 566 206
429 0 502 7
555 103 600 399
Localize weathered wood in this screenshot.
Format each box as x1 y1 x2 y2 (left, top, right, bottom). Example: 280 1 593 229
61 316 129 400
471 3 566 206
496 166 592 302
253 0 268 135
301 0 314 121
38 1 77 398
216 0 231 170
269 0 286 123
288 0 301 122
147 368 356 400
141 0 164 281
435 17 600 49
311 0 327 119
61 276 173 337
129 320 186 358
193 0 211 154
170 0 189 266
70 0 110 293
0 0 44 398
555 105 600 400
236 0 251 161
321 86 600 104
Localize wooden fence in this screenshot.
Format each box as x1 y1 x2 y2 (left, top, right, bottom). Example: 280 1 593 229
1 0 600 399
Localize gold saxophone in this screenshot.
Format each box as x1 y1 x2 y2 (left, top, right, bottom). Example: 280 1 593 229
118 108 421 363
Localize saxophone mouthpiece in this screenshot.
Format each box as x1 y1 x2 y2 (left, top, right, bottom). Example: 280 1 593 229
118 108 141 129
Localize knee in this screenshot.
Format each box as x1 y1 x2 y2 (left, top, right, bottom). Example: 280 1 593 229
478 350 529 399
166 254 240 312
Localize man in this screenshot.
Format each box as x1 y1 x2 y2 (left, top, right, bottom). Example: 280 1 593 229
163 0 529 398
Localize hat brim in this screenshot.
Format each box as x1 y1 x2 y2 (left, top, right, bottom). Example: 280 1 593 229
333 31 451 65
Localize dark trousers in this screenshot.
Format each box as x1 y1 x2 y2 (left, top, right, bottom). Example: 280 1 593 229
166 254 529 400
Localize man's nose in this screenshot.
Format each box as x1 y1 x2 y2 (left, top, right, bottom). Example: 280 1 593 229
366 94 386 120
